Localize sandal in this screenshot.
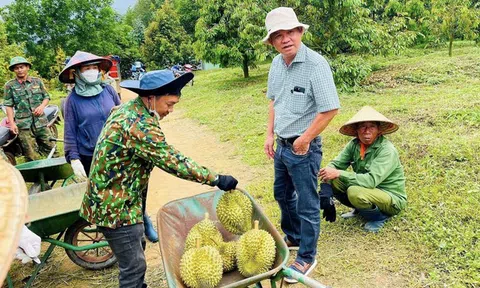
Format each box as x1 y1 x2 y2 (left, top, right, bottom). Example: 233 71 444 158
284 259 318 284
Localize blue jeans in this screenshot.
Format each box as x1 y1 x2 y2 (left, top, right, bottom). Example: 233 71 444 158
273 138 322 263
99 224 147 288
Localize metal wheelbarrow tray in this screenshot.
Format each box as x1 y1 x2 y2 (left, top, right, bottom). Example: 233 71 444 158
7 182 116 288
157 188 328 288
15 156 73 183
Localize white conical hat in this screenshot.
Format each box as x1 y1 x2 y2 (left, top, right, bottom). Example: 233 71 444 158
0 160 28 285
339 106 399 136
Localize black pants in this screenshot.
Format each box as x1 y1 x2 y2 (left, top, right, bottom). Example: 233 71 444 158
99 224 147 288
79 154 93 176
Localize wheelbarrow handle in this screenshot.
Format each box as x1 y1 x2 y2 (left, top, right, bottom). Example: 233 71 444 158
280 266 331 288
48 137 64 142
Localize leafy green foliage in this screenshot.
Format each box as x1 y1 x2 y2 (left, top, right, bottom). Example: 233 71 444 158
142 0 193 69
432 0 480 56
172 0 201 38
48 47 67 91
281 0 417 58
330 55 372 91
0 21 24 88
194 0 270 78
1 0 138 78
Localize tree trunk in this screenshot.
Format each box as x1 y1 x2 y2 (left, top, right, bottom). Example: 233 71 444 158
449 34 453 57
242 54 249 78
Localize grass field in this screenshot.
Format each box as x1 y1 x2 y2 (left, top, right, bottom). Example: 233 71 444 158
2 42 479 287
176 42 480 287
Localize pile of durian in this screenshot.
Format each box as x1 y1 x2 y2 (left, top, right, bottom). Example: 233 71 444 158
179 190 277 288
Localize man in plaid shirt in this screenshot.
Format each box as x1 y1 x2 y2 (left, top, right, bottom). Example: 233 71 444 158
262 7 340 281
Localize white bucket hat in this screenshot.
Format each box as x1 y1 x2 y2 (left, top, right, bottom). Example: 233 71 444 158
262 7 309 44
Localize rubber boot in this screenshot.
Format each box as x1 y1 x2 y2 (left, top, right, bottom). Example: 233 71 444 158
143 213 159 243
357 206 389 233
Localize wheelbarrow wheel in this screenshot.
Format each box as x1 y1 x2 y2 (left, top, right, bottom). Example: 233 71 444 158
64 219 117 270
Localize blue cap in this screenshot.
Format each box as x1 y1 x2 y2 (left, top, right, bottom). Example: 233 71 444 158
120 69 193 96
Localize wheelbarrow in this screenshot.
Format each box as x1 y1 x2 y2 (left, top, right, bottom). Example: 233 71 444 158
157 188 330 288
15 156 76 194
6 182 117 288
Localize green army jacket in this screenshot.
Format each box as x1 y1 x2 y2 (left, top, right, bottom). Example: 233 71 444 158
3 77 50 130
80 97 218 228
327 135 407 210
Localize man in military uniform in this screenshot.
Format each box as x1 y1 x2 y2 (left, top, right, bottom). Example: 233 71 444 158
80 70 238 288
3 56 56 161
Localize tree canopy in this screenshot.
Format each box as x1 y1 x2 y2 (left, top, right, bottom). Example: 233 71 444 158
0 0 478 83
194 0 269 78
1 0 138 77
142 0 193 69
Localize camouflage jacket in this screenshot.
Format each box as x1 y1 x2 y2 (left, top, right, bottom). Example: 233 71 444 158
3 77 50 130
79 97 218 228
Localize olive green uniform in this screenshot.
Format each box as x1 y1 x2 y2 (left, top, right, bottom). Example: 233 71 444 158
3 77 56 161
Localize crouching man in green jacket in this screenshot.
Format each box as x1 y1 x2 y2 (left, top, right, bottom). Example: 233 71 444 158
319 106 406 232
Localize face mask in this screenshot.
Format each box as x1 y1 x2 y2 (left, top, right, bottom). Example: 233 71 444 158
148 97 161 123
81 69 99 83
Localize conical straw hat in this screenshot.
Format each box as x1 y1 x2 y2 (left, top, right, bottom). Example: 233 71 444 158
339 106 399 136
0 160 28 286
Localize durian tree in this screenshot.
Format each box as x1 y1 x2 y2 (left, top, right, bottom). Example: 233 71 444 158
142 0 193 69
194 0 270 78
432 0 480 56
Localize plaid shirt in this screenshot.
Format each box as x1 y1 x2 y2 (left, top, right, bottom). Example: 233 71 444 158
267 43 340 138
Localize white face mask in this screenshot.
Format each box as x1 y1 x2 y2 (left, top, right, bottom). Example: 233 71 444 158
148 97 161 123
81 69 99 83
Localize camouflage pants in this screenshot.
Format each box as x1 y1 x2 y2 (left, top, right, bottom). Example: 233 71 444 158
0 148 7 161
18 126 57 161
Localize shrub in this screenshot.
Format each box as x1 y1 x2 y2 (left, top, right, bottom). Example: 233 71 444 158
329 55 372 91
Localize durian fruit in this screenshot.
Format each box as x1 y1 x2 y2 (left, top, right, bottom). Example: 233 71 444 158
218 241 237 272
236 220 276 277
180 239 223 288
185 212 223 251
216 190 253 235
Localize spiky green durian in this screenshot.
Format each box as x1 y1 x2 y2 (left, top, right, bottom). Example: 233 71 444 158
216 190 253 235
185 213 223 251
236 220 276 277
180 243 223 288
219 241 237 272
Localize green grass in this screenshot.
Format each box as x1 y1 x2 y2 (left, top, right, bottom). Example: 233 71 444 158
175 42 480 287
2 43 479 287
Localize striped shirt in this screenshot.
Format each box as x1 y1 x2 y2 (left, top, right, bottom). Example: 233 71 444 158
267 43 340 138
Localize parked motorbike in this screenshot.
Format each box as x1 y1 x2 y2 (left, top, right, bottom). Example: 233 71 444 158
170 64 195 86
0 104 61 165
131 69 146 80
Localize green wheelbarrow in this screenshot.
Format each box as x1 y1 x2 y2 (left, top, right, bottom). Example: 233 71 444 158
15 156 77 194
157 188 330 288
7 182 117 288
